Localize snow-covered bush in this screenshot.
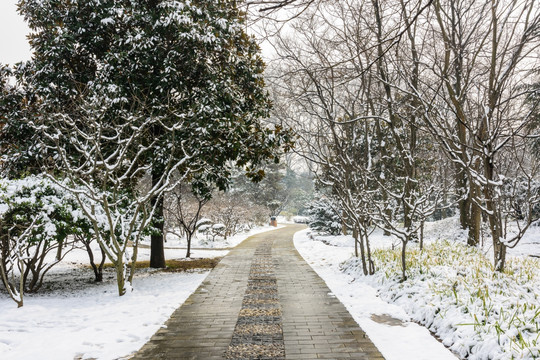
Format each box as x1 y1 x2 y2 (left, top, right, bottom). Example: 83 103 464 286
198 220 226 242
196 218 213 239
211 223 226 239
306 197 342 235
293 215 310 224
0 176 85 299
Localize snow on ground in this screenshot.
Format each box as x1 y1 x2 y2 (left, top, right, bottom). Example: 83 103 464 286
294 218 540 360
0 271 207 360
0 224 281 360
148 223 283 251
294 229 458 360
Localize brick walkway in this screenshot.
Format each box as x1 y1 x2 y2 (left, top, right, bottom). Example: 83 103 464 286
132 224 384 360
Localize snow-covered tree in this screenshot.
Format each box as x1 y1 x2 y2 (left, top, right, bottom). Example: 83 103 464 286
306 197 342 236
8 0 292 271
164 182 209 258
200 191 267 238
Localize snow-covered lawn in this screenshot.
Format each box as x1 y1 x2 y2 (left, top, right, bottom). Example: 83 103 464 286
0 270 207 360
294 219 540 360
0 225 280 360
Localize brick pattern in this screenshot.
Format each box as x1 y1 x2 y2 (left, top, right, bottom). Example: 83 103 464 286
274 228 385 360
225 239 285 359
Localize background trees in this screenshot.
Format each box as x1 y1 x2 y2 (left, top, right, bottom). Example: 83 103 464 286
267 0 540 274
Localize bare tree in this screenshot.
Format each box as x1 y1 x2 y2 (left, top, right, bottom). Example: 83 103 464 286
412 0 540 271
201 192 267 239
267 0 448 278
164 183 209 258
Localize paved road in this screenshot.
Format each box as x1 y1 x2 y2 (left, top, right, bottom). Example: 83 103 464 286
133 224 384 360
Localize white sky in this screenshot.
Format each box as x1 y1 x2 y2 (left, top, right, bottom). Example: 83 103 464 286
0 0 31 65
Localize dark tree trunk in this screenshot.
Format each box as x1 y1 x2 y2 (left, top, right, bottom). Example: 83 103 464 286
467 161 482 247
419 220 425 251
83 237 106 282
353 227 359 257
457 168 469 230
186 233 192 258
401 240 408 281
150 169 166 268
362 226 375 275
354 226 368 276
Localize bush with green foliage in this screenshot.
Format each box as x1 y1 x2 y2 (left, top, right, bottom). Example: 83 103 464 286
306 197 342 235
0 176 87 297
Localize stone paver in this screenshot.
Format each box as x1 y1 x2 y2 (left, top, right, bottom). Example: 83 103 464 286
133 224 384 359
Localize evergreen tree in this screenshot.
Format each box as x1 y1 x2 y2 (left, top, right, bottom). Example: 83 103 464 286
306 196 342 235
5 0 292 268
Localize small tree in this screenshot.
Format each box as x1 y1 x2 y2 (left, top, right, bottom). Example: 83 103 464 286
0 176 83 294
307 197 342 236
164 182 209 258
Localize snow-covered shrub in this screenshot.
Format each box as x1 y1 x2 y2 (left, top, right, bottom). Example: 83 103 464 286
210 223 226 240
196 218 212 229
197 220 226 242
0 176 85 296
293 215 310 224
306 197 342 235
195 218 212 238
342 240 540 359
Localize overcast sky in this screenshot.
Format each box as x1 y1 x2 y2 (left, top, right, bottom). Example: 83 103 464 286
0 0 31 65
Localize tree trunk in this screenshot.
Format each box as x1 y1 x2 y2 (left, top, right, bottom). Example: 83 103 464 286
97 246 106 282
484 156 506 271
115 259 127 296
186 232 193 258
457 168 469 230
342 210 349 235
83 238 105 282
354 226 368 275
401 240 408 281
468 185 481 247
150 169 166 268
363 226 375 275
419 220 425 251
467 158 482 246
353 227 358 258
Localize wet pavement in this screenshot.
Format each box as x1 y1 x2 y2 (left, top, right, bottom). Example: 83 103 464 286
132 224 384 360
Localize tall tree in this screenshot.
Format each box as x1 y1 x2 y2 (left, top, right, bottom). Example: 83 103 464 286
7 0 292 270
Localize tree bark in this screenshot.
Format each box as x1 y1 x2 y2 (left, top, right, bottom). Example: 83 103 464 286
83 237 105 282
467 181 482 246
186 233 192 258
150 169 166 268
